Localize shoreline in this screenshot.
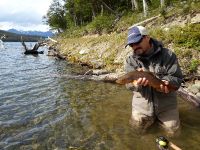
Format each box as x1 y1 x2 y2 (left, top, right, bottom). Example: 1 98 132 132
45 34 200 107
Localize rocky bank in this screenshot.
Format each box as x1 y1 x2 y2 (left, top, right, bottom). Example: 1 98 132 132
47 13 200 106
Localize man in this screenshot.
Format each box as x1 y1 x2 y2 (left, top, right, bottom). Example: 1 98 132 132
124 26 183 135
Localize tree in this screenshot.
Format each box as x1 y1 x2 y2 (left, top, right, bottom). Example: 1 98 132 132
143 0 148 17
44 0 67 32
65 0 95 26
44 0 172 33
131 0 139 11
160 0 165 7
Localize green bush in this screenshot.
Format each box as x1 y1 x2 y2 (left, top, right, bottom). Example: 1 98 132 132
87 15 115 34
182 4 191 14
150 24 200 50
189 59 200 73
160 7 167 18
171 24 200 49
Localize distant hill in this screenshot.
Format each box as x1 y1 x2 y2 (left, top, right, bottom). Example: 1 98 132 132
8 29 54 37
0 30 46 42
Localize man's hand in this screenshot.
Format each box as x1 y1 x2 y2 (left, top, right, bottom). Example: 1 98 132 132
136 68 149 86
136 77 149 86
160 80 170 93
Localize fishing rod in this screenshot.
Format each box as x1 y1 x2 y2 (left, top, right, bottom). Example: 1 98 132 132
156 136 182 150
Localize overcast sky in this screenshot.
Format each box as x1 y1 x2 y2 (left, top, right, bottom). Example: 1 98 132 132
0 0 52 31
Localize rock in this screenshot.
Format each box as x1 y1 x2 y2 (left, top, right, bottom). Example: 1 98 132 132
197 65 200 74
194 80 200 90
196 93 200 99
114 47 132 64
162 13 200 28
188 84 199 94
115 68 124 73
163 27 170 31
90 60 104 69
79 48 90 54
191 14 200 24
47 50 55 56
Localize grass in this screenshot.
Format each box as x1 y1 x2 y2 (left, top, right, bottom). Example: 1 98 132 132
150 24 200 50
56 1 200 74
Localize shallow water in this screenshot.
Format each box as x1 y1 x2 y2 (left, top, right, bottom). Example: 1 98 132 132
0 42 200 150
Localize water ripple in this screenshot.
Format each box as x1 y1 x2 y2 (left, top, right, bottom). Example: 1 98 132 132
0 42 198 150
0 43 76 148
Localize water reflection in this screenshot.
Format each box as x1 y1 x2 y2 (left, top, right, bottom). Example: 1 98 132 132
0 42 200 150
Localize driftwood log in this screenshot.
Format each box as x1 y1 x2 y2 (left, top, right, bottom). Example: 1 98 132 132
47 46 66 59
47 37 67 59
53 70 200 107
47 37 57 43
177 87 200 107
129 15 160 29
22 41 45 55
183 75 200 81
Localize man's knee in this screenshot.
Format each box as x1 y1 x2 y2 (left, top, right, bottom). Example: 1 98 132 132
162 119 180 132
130 113 155 130
157 108 180 135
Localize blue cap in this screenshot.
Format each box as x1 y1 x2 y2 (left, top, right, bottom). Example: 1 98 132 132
125 26 148 48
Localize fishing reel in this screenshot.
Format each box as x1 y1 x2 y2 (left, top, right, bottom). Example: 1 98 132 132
156 136 169 150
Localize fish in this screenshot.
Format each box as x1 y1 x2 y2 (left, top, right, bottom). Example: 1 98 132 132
116 70 178 91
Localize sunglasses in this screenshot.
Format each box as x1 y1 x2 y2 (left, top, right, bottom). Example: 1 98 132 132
129 36 144 47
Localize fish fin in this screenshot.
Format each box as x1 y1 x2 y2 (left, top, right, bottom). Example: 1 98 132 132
132 80 137 86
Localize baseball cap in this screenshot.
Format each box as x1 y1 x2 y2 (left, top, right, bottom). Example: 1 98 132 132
125 26 148 48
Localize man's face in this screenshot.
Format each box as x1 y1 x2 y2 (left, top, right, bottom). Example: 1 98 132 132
129 36 151 56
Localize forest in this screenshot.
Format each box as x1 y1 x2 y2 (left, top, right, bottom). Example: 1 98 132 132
0 30 45 42
44 0 199 35
44 0 200 74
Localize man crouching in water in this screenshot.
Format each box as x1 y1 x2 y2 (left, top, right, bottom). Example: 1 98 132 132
124 26 183 135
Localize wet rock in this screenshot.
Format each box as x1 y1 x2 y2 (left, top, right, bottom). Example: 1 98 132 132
196 93 200 99
188 84 199 94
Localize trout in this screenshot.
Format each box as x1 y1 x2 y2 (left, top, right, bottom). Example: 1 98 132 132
116 70 178 91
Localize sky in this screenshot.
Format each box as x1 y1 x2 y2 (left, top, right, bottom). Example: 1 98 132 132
0 0 53 31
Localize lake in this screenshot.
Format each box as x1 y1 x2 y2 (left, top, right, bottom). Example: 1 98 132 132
0 42 200 150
